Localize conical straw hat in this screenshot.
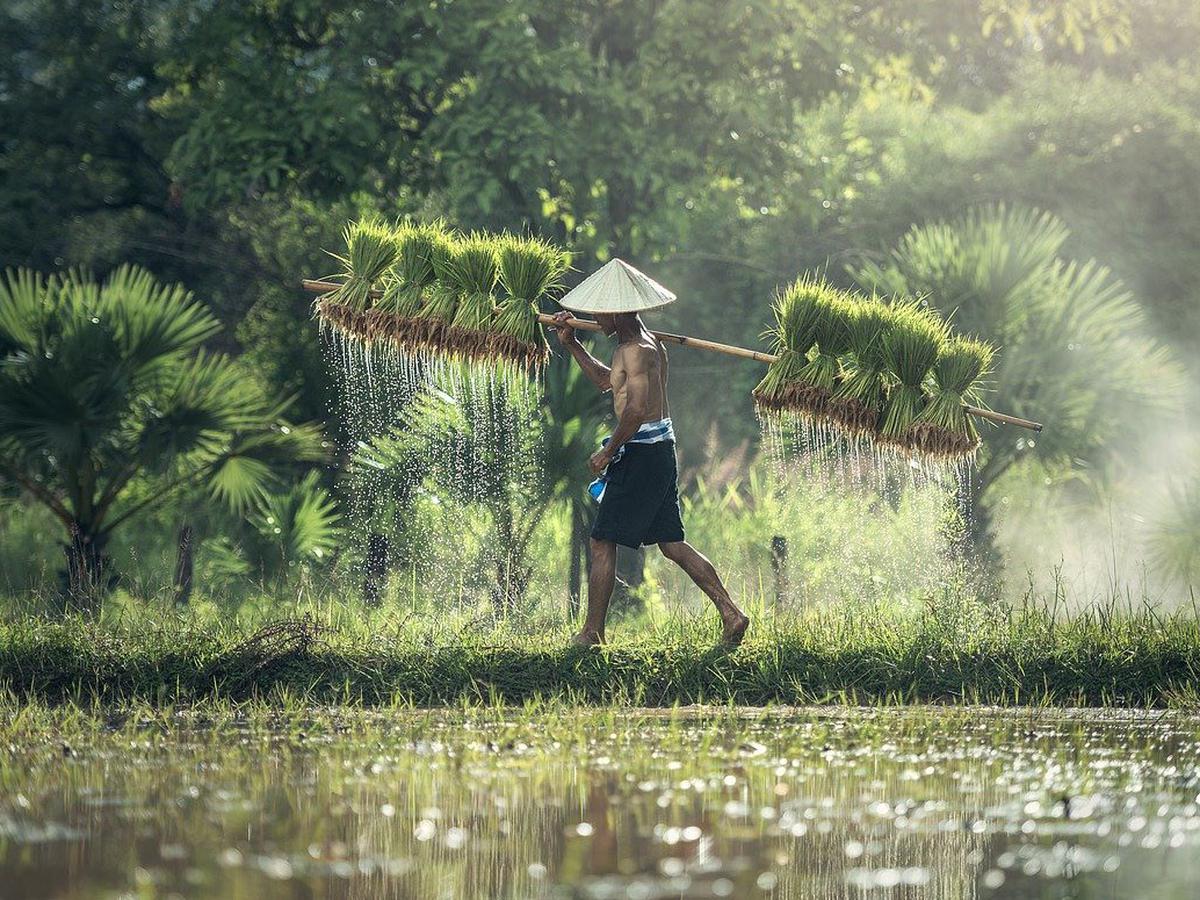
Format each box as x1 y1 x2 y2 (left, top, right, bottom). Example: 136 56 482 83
556 258 676 314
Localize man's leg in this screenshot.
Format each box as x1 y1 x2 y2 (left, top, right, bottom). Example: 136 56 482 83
573 537 617 645
659 541 750 645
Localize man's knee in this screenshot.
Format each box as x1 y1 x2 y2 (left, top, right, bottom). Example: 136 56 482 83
658 540 689 563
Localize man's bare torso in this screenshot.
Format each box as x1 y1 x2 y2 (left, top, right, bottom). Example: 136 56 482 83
610 337 670 421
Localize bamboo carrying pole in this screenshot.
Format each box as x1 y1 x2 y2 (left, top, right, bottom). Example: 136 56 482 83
303 279 1043 432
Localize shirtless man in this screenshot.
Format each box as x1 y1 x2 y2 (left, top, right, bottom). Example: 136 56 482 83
551 309 750 647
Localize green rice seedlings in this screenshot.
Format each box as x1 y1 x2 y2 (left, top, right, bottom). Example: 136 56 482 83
411 229 463 350
376 220 449 349
491 234 572 372
316 218 398 343
322 218 398 310
910 335 996 459
445 232 502 360
827 296 894 437
877 299 949 451
793 290 858 421
752 274 829 414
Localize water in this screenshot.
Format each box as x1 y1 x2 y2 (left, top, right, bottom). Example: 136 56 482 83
755 411 975 498
3 707 1199 898
753 411 967 604
323 328 546 610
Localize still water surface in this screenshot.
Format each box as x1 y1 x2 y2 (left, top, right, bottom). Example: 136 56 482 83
1 707 1198 899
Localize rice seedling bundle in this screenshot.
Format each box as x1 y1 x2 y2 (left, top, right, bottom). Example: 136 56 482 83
321 218 398 311
492 234 572 371
793 291 858 420
411 229 463 350
877 300 949 450
752 274 831 414
910 336 996 459
376 220 452 348
445 232 502 360
827 296 893 437
315 219 398 343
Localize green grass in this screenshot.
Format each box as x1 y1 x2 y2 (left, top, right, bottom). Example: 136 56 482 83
2 591 1198 708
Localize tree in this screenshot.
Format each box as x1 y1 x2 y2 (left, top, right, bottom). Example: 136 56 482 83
0 266 326 607
1147 473 1200 591
850 205 1183 577
7 1 1197 462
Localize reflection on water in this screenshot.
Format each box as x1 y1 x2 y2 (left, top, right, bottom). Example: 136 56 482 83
1 707 1198 898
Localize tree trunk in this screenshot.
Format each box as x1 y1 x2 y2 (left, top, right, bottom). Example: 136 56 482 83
491 548 533 617
616 545 644 590
362 531 389 606
61 523 110 613
173 524 194 605
610 545 646 617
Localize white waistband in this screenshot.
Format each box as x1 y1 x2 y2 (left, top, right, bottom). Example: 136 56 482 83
626 417 675 444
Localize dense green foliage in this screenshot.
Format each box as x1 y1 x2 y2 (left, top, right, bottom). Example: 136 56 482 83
0 267 327 603
3 0 1200 608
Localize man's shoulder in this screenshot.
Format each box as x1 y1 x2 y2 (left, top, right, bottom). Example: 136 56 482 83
613 340 660 366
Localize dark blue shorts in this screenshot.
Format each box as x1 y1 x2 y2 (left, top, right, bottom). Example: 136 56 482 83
591 441 685 549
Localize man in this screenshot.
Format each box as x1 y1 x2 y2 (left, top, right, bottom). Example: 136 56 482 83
550 293 750 648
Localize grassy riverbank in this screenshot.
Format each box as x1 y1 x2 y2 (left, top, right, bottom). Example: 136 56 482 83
3 591 1199 708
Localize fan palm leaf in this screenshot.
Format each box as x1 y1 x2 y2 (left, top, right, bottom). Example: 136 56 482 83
0 265 327 601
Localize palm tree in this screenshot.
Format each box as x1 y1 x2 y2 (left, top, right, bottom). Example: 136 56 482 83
851 205 1183 579
173 472 341 603
1147 474 1200 592
0 266 325 607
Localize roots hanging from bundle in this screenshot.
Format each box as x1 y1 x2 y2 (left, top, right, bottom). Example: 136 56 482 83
314 220 575 380
754 283 1003 470
315 218 397 319
444 232 503 361
374 221 452 353
752 274 829 417
411 229 462 352
793 293 857 424
488 302 550 372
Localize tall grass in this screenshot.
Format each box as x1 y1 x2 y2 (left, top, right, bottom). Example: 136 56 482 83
2 585 1197 708
752 275 832 413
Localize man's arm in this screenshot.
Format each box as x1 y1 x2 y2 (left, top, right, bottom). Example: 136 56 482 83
551 311 611 391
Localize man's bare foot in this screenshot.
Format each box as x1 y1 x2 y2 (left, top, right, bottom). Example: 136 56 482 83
720 613 750 647
570 630 604 647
